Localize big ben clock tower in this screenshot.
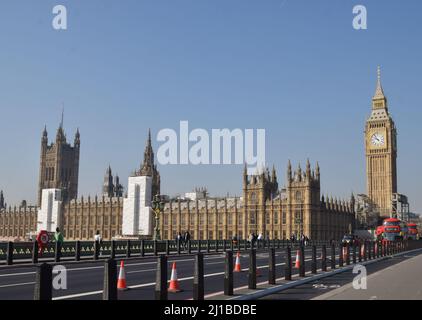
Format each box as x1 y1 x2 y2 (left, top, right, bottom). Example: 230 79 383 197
365 67 398 217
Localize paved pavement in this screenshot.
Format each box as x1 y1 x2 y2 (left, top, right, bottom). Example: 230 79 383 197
260 249 422 300
315 251 422 300
0 247 324 300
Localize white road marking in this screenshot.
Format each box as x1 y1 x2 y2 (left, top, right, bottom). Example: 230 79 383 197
0 282 35 289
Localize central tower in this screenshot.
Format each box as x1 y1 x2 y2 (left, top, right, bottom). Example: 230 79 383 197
365 67 398 217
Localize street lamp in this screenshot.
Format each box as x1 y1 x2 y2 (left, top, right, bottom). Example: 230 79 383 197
152 194 165 241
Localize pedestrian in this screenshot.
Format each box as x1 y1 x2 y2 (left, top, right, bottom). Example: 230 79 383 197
94 230 102 256
184 230 191 249
54 227 64 244
54 227 64 260
94 230 102 243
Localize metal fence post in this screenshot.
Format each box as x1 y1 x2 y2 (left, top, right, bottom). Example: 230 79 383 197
126 240 131 258
338 243 344 267
188 240 192 254
248 249 257 289
32 241 39 264
33 263 52 300
230 240 234 252
103 259 117 300
6 242 13 265
141 240 145 257
166 240 170 255
75 240 81 261
224 251 233 295
206 240 210 253
193 253 204 300
54 241 62 263
93 240 99 260
110 240 116 259
269 248 276 284
346 244 350 265
285 246 292 281
331 244 336 270
311 245 317 274
153 240 158 256
223 240 227 252
299 246 305 277
198 240 201 253
321 245 327 272
215 240 219 253
155 255 168 300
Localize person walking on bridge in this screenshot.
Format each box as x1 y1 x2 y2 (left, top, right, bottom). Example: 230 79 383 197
54 227 64 244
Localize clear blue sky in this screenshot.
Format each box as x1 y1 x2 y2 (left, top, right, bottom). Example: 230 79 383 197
0 0 421 213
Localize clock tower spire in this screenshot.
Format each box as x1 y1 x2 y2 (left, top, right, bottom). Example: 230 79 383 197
365 67 398 218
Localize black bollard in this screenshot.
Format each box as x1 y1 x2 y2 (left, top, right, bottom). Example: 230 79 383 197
248 249 257 289
155 255 168 300
331 244 336 270
285 246 292 281
269 248 276 284
34 263 52 300
32 241 39 264
224 251 234 296
103 259 117 300
193 253 204 300
321 245 327 272
311 245 317 274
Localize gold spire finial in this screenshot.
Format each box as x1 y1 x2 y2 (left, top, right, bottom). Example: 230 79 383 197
373 66 385 100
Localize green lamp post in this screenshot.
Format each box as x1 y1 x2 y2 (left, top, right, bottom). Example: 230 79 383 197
152 194 165 241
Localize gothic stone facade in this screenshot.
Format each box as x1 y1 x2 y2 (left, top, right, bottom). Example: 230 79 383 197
0 162 354 241
38 125 80 206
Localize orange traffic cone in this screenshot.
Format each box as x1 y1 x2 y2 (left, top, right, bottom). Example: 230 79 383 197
234 252 242 272
294 250 300 269
168 262 182 293
117 260 128 290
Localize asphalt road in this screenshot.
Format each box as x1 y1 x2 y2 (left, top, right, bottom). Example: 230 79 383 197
0 247 330 300
260 249 422 300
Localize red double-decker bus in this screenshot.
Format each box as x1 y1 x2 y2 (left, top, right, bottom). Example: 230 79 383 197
376 218 402 242
407 223 419 240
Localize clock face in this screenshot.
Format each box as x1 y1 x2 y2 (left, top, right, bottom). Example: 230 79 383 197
371 133 385 147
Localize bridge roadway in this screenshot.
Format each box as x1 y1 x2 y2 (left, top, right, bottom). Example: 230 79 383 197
0 247 332 300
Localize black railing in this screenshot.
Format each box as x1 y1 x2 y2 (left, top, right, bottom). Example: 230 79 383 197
0 239 331 265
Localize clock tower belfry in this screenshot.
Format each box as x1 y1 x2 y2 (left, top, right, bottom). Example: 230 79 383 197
365 67 398 218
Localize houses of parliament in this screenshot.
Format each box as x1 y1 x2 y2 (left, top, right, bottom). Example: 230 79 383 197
0 69 399 241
